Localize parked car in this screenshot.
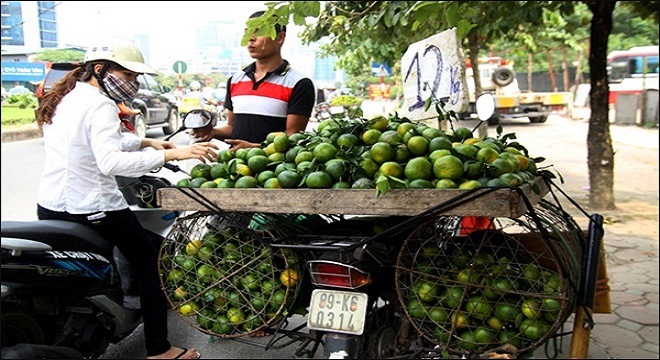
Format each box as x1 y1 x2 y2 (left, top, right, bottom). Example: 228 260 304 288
35 62 79 102
8 85 34 96
36 62 179 138
131 73 180 138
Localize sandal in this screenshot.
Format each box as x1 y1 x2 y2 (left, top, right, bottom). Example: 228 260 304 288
173 347 200 359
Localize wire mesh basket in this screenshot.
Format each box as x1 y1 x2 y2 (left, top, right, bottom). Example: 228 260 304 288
158 210 327 338
395 199 585 357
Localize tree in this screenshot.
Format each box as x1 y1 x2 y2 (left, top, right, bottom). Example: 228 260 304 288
33 49 85 63
253 1 657 209
584 1 617 210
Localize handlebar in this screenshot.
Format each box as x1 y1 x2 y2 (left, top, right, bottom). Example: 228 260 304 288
162 162 190 177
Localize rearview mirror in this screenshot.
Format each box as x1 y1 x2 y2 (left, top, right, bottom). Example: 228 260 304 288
475 93 496 121
163 109 215 141
183 109 215 129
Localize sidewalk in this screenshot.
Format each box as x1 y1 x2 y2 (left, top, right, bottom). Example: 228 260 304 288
0 123 42 143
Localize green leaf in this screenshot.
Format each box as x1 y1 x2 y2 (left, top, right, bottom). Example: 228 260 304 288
445 3 460 27
376 175 390 197
424 97 433 112
531 183 541 195
411 2 442 23
538 169 556 179
456 19 477 40
389 176 407 186
293 13 305 25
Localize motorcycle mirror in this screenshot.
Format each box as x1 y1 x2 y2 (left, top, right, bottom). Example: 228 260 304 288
183 109 215 129
475 93 496 121
163 109 215 141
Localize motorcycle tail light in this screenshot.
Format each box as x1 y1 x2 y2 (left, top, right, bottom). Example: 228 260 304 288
308 261 371 289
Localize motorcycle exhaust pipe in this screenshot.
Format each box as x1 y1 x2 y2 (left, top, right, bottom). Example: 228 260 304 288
324 333 361 359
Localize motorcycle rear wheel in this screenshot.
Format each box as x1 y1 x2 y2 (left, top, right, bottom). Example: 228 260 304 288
0 309 45 348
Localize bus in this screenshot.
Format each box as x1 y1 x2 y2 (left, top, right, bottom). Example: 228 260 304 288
607 45 659 105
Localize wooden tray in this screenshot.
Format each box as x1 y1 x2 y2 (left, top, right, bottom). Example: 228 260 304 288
157 177 548 218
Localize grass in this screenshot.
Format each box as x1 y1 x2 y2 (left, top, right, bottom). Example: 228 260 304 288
1 105 37 128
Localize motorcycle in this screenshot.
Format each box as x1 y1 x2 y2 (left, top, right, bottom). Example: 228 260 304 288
0 112 211 359
293 214 421 358
178 94 223 124
312 102 332 122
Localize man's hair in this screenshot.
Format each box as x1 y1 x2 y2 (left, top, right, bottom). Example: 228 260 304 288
249 11 286 33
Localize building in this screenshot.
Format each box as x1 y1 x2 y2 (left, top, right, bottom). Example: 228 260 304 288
1 1 57 90
1 1 58 48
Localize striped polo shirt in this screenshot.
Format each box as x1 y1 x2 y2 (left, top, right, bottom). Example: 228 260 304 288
225 60 315 143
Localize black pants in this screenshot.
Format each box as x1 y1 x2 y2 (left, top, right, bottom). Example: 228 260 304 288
37 205 170 356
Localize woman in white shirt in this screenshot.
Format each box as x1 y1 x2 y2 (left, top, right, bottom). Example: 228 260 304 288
35 40 213 360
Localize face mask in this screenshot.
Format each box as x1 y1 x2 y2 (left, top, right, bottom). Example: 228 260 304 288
102 72 139 101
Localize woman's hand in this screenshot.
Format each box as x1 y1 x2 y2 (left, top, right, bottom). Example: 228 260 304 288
165 142 219 162
142 138 176 150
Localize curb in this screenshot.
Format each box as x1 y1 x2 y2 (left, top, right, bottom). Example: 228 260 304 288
1 126 43 143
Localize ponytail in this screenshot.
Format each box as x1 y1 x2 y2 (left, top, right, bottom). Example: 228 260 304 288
36 62 100 129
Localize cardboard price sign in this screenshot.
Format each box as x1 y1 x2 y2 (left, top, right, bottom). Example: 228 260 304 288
401 28 469 120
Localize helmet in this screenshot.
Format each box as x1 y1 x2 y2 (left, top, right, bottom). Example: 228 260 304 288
190 81 202 91
84 40 157 75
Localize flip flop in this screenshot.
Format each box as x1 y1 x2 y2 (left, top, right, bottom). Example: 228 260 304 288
174 347 200 359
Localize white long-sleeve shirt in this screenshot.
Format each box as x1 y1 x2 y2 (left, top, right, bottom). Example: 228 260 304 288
38 81 165 214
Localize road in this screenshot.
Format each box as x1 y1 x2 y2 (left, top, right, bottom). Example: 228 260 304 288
1 112 658 359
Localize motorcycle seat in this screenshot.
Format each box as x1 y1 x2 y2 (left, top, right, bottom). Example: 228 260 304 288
1 220 114 259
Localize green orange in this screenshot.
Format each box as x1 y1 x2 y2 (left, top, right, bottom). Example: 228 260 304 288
379 161 404 179
313 143 339 163
370 142 396 164
404 157 433 180
305 171 333 188
433 155 463 180
407 135 429 156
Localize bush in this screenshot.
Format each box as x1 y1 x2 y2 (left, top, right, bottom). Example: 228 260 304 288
5 94 37 109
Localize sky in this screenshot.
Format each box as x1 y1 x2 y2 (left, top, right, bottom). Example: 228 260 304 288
55 1 269 67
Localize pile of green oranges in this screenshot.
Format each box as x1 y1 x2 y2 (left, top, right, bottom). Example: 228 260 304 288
175 114 540 194
397 227 567 356
160 217 305 338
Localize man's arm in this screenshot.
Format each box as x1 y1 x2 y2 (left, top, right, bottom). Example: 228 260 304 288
286 78 315 135
286 113 309 135
210 111 234 140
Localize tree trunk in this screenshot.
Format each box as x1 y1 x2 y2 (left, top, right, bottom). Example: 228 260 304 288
528 53 533 92
546 50 557 91
573 49 584 94
562 48 570 92
468 32 482 96
585 0 616 210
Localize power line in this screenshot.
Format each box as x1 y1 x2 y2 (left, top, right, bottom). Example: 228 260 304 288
5 1 63 31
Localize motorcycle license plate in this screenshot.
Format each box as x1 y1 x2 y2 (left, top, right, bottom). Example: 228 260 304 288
307 289 368 335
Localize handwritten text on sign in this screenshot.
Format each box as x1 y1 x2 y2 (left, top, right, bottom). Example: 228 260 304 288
401 28 468 120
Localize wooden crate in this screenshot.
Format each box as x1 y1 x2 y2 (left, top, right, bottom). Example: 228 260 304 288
157 177 549 217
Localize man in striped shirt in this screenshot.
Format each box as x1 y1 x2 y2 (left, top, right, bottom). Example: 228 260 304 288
192 11 316 150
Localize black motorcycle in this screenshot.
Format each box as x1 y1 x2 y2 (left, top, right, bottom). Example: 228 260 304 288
0 111 211 359
0 175 176 359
